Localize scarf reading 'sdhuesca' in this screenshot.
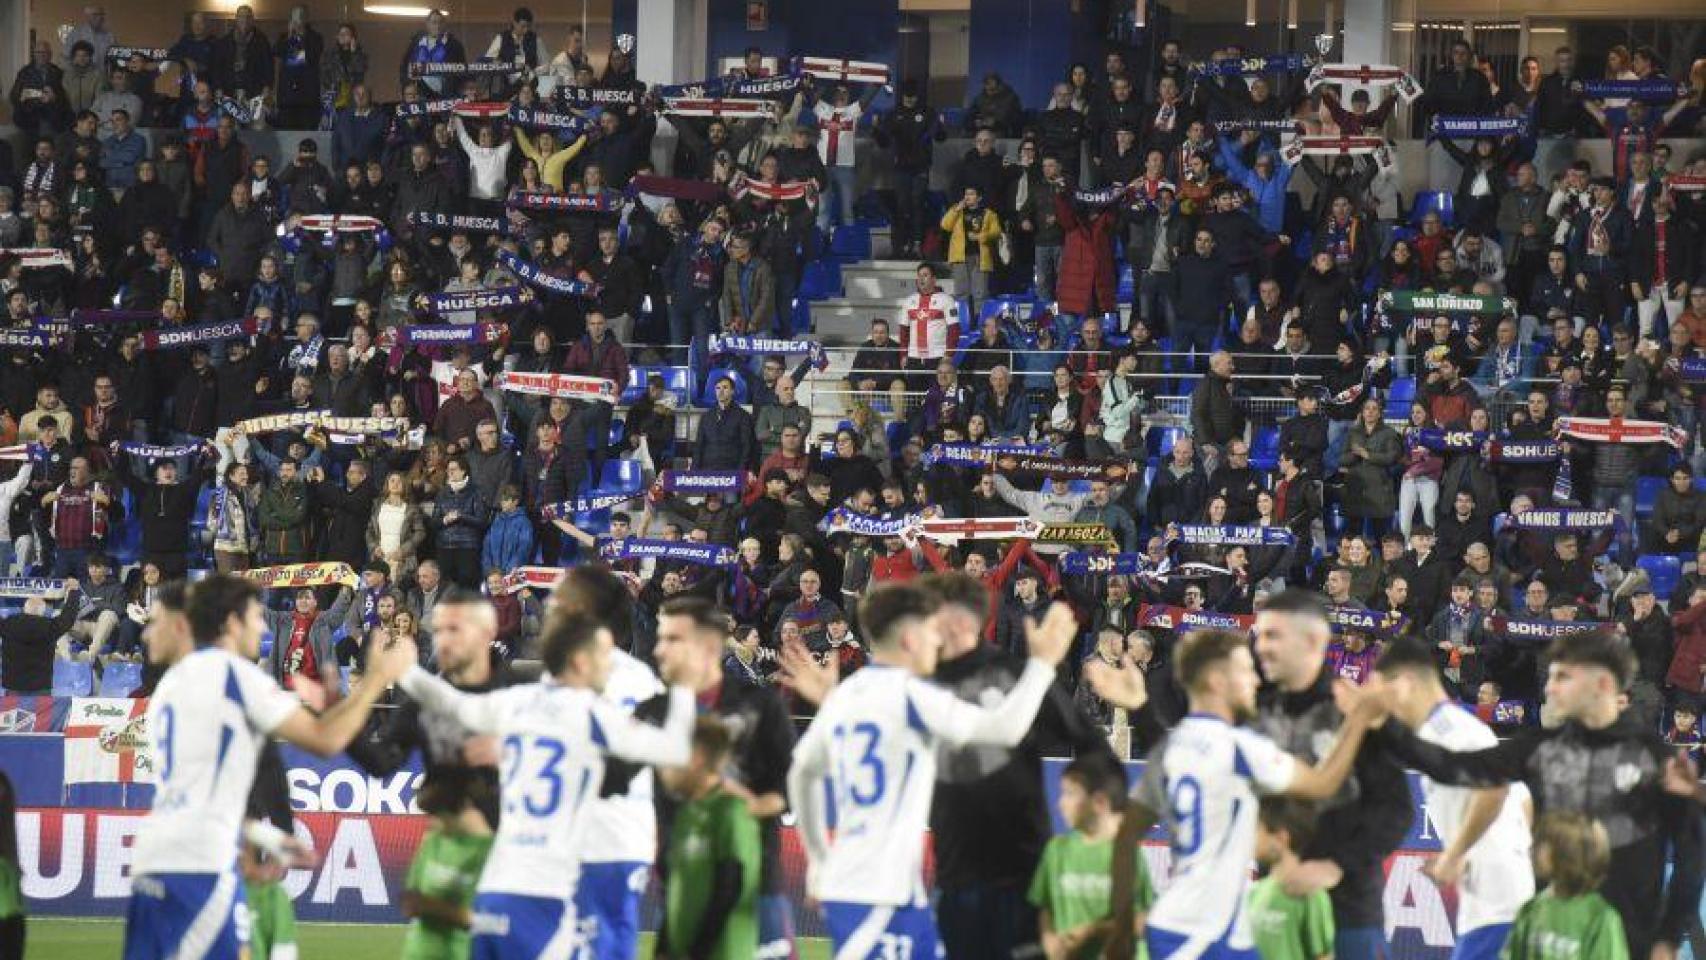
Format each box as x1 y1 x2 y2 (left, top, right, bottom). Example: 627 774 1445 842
1138 603 1255 631
1190 53 1314 77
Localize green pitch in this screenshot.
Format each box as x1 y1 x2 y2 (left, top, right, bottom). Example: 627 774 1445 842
25 918 832 959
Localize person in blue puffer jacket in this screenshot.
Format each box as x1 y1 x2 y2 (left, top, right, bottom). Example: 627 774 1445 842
1217 133 1292 235
431 457 489 589
481 484 536 575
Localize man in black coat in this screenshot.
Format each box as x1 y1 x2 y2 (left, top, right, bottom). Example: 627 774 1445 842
309 460 376 571
0 580 82 694
128 459 205 579
953 128 1007 201
1391 525 1452 623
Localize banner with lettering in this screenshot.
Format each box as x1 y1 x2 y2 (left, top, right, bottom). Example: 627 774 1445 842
237 562 361 590
1174 525 1296 546
417 287 530 316
62 699 153 786
605 538 739 567
494 371 618 404
1555 416 1688 450
1137 603 1256 632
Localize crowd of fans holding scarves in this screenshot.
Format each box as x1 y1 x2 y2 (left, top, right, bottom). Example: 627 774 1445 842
0 3 1704 759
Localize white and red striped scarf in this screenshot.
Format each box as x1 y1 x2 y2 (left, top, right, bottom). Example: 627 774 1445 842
728 173 814 202
1307 63 1421 102
502 566 566 594
495 371 618 404
1666 175 1706 195
0 247 73 269
663 97 774 119
912 516 1044 543
1556 416 1689 449
450 100 512 119
795 57 889 85
297 214 384 233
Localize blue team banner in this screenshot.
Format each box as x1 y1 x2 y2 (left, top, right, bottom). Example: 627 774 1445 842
1509 508 1618 531
818 507 916 537
606 538 738 567
1327 604 1407 638
654 72 803 100
923 442 1049 468
116 442 208 460
506 104 591 135
1573 78 1690 102
1059 552 1153 576
1175 525 1295 546
1679 358 1706 383
419 288 529 317
1485 616 1611 644
1409 428 1489 453
1484 439 1559 463
496 250 601 298
539 491 639 518
1427 115 1528 140
406 211 510 235
1189 53 1313 77
659 470 747 495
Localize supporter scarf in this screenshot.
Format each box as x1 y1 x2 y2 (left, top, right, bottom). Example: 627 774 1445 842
539 491 639 518
556 85 639 108
298 214 384 233
1060 552 1153 576
495 370 618 404
392 98 463 119
1213 119 1303 135
140 317 263 350
29 319 70 337
1381 290 1514 316
1073 184 1135 206
658 470 747 495
1678 357 1706 382
506 104 590 135
923 442 1049 468
118 442 209 460
506 190 622 214
236 411 409 436
286 334 323 372
819 507 915 537
1491 701 1528 723
1279 135 1386 166
1667 176 1706 195
1485 615 1609 644
655 73 804 100
994 453 1136 483
1510 507 1619 531
606 538 738 567
1138 603 1255 632
629 174 727 204
1555 416 1688 449
915 516 1044 543
1175 524 1296 546
107 47 170 63
1190 53 1314 77
410 60 515 76
1327 604 1406 638
727 173 815 202
1038 523 1117 547
0 444 39 462
419 288 528 317
1573 79 1690 103
663 97 775 119
381 321 507 347
1306 63 1422 102
794 56 890 84
1484 439 1560 463
1552 456 1575 504
0 247 72 269
496 250 602 298
408 211 510 234
0 577 70 599
502 566 566 593
238 562 361 590
1410 428 1490 453
450 101 512 120
0 329 56 349
1428 115 1528 140
708 333 828 370
218 96 253 124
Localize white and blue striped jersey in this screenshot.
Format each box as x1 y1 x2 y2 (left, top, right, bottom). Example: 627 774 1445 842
787 659 1057 907
1417 701 1534 933
132 647 302 876
398 666 693 899
580 649 665 865
1134 714 1298 952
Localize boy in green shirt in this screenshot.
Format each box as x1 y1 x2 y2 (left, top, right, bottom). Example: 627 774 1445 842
1502 812 1629 960
1246 800 1334 960
1028 755 1154 960
657 716 761 960
401 778 495 960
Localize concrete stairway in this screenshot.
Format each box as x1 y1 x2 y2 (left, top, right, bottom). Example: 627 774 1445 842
810 259 957 346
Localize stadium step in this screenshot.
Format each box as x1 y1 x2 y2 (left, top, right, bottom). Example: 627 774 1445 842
840 269 957 301
810 258 958 346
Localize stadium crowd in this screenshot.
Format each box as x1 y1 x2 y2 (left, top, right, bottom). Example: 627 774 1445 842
0 5 1703 957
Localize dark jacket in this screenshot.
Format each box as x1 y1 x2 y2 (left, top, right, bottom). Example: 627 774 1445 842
1189 371 1245 448
205 203 272 287
432 481 490 550
695 402 758 472
311 477 376 568
0 591 81 692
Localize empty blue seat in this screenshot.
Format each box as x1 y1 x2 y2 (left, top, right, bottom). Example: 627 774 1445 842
99 661 143 698
831 224 871 260
1635 476 1667 517
598 460 645 495
1147 426 1185 460
799 260 842 300
1250 427 1282 471
1386 377 1418 418
885 420 912 453
1638 554 1683 601
620 366 660 405
52 659 94 697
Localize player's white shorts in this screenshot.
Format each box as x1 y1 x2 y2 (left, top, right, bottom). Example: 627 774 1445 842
123 870 248 960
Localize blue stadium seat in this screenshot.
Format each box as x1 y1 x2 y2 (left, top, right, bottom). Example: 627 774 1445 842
573 509 612 535
1250 427 1282 471
1325 501 1345 538
799 260 842 300
607 418 626 449
53 659 94 697
621 366 660 405
831 224 871 260
1635 476 1667 518
885 420 912 453
1638 554 1683 601
1146 426 1185 461
1386 377 1417 418
99 661 143 698
1410 190 1456 228
598 460 645 496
